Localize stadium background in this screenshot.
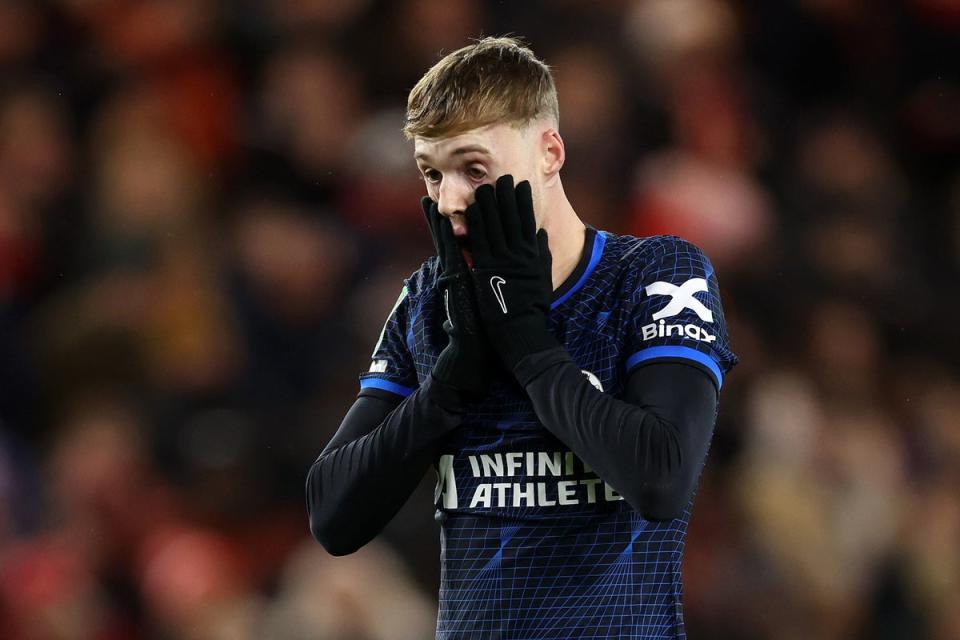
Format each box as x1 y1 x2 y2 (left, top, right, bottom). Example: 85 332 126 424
0 0 958 638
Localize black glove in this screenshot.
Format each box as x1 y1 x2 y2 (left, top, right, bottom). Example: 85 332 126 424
422 197 493 399
464 175 559 375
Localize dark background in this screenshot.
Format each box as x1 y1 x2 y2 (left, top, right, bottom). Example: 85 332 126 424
0 1 958 638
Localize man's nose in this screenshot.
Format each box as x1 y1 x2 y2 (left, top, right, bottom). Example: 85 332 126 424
437 178 472 218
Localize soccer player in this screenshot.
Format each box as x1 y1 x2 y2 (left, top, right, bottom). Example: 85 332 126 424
307 36 738 639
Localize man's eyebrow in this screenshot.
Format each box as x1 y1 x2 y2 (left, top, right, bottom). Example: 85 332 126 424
415 144 492 161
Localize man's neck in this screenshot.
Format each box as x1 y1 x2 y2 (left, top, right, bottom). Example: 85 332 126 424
542 195 587 291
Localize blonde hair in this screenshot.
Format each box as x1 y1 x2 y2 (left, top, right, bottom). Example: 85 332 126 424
403 36 559 140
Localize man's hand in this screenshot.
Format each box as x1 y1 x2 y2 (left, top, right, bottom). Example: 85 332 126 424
464 175 559 375
423 198 494 399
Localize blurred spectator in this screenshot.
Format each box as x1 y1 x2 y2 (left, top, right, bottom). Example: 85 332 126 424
0 536 134 640
46 394 180 571
137 525 260 640
260 540 436 640
252 44 366 206
0 3 43 67
268 0 373 35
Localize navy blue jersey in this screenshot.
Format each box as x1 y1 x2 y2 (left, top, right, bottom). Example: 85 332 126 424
360 229 738 639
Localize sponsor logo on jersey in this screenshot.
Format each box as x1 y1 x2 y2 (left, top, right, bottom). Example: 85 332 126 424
645 277 714 323
369 359 388 373
434 450 624 510
641 319 716 343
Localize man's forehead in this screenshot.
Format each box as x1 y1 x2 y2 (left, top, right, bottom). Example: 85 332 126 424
413 124 514 161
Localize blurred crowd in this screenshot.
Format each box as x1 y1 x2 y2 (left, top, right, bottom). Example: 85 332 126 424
0 0 957 638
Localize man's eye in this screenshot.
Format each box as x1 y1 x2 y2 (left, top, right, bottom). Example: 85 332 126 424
467 166 487 180
423 170 441 184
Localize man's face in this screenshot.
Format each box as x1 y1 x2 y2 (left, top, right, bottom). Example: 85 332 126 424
414 122 541 241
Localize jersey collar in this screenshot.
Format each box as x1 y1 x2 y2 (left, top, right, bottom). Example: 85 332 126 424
550 226 606 310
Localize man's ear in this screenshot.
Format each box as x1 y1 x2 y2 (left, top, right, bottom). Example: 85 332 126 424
541 128 565 177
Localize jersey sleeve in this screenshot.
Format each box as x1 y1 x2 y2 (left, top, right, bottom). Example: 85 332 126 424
624 236 738 390
357 284 419 398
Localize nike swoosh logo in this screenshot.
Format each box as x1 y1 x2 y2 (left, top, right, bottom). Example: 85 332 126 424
489 276 507 314
443 289 452 326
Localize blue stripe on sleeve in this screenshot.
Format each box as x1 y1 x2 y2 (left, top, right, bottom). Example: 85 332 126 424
359 377 415 397
551 231 607 310
626 345 724 389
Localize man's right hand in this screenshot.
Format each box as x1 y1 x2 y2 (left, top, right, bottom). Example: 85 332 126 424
422 197 494 399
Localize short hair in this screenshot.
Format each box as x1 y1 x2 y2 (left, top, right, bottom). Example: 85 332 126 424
403 36 559 140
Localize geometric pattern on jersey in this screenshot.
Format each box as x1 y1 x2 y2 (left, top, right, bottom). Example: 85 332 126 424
359 229 738 639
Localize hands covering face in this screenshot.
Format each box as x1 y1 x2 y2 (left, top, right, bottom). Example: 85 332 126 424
424 175 558 398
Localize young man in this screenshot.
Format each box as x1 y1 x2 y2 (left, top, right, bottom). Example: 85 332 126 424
307 37 738 639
